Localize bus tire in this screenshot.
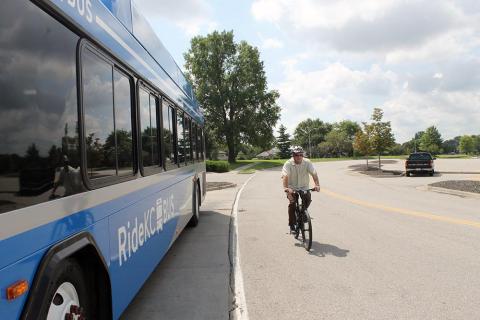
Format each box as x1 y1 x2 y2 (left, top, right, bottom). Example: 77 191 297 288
41 259 93 320
188 184 200 227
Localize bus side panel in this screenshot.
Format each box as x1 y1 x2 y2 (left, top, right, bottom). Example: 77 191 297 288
109 173 193 318
0 218 110 320
0 249 47 320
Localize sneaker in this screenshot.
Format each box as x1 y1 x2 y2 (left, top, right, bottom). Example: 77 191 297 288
289 224 296 233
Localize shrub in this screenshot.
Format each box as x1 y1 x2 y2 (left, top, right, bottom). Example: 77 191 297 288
206 160 230 172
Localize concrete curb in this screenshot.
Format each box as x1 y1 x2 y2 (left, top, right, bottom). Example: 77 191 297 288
230 163 257 172
425 186 480 199
437 171 480 174
229 175 255 320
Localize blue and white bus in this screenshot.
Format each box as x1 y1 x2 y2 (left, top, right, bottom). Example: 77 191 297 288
0 0 206 318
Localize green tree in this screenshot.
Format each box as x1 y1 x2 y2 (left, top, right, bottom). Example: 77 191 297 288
459 135 475 154
105 130 133 168
293 118 332 157
335 120 361 141
442 138 459 154
85 133 104 173
331 120 361 156
202 125 220 160
276 124 291 159
369 108 395 169
401 140 415 155
473 135 480 154
184 30 281 163
25 143 40 161
237 144 261 160
406 131 425 153
419 126 443 154
48 145 62 167
389 143 405 155
353 125 373 168
320 130 351 157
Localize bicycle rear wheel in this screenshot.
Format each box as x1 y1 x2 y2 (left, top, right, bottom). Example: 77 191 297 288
301 211 312 251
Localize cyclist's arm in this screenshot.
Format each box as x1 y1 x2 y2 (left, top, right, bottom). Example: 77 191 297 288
282 175 292 193
311 173 320 192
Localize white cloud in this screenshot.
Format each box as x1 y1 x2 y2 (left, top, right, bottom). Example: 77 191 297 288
262 38 284 49
251 0 472 53
384 26 477 64
274 60 480 142
251 0 286 23
274 62 399 133
385 90 480 141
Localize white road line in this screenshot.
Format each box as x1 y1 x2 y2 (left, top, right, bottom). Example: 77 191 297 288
230 174 255 320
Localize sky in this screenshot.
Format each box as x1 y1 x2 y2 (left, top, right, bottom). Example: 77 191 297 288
133 0 480 143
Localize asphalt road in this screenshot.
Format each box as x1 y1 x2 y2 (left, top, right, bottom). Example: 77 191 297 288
121 158 480 319
237 159 480 320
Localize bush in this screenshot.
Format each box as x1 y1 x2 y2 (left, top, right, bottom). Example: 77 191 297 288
206 160 230 172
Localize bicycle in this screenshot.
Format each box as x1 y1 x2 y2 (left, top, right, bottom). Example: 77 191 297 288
292 188 315 251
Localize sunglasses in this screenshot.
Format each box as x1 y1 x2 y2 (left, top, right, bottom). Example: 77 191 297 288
293 153 304 157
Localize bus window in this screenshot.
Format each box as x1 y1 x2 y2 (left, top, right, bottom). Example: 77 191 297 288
113 70 134 176
139 88 160 172
184 117 192 164
192 123 198 161
196 126 202 160
162 102 177 170
177 111 185 165
0 0 81 213
82 48 135 182
83 51 116 179
199 128 205 160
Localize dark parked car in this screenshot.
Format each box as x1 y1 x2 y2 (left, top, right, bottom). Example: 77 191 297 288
405 152 435 176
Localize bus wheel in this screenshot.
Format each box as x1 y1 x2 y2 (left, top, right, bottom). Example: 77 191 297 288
188 186 200 227
45 259 92 320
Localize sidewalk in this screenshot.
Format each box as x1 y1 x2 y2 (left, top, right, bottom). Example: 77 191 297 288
121 170 252 320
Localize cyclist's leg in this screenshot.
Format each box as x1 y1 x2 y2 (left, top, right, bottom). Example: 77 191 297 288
304 191 312 209
287 192 297 231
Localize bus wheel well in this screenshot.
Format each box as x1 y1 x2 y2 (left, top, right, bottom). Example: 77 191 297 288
70 245 112 319
21 232 112 320
196 178 201 206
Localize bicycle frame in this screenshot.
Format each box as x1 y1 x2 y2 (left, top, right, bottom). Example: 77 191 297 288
292 189 314 251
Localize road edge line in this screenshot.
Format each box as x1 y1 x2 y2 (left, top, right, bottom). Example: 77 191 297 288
228 174 255 320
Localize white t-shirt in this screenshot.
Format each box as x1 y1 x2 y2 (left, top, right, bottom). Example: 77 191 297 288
54 165 85 196
281 157 317 190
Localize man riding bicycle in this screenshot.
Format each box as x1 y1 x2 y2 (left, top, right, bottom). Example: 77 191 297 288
282 146 320 232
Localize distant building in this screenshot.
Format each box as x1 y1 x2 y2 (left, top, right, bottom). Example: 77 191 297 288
256 147 279 159
217 151 228 160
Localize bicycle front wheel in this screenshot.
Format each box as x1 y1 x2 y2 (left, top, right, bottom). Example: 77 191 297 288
301 211 312 251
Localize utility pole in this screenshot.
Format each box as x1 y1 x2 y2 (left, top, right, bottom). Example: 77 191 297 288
308 131 312 158
414 133 418 152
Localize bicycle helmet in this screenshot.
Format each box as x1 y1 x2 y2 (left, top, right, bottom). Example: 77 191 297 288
291 146 304 155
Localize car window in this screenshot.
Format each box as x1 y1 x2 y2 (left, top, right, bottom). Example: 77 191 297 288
409 153 431 160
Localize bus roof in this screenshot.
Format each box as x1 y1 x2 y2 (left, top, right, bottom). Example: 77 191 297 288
46 0 203 124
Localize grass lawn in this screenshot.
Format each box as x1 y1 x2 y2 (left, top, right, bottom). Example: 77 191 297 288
436 154 471 159
208 154 474 173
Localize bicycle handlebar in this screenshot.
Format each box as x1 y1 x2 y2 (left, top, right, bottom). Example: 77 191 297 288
284 187 318 193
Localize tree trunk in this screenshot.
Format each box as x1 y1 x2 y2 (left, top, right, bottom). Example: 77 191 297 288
226 135 236 163
366 155 369 169
378 153 381 171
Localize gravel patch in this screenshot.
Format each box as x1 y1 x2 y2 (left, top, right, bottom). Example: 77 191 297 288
207 181 236 191
429 180 480 194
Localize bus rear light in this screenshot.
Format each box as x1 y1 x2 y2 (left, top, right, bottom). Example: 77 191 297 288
6 280 28 300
